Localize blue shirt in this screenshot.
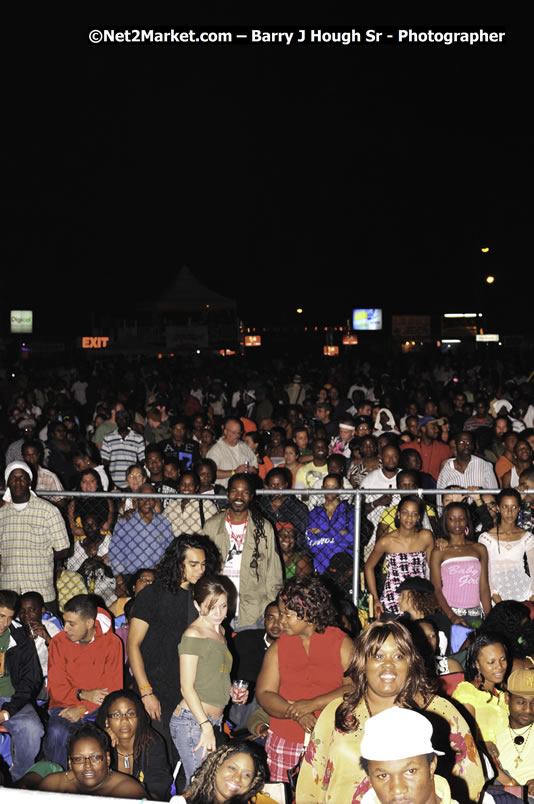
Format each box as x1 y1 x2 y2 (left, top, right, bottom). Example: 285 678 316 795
306 502 354 574
109 511 174 575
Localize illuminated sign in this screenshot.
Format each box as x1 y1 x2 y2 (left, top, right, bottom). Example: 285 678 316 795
219 349 236 356
323 345 339 356
10 310 33 333
352 308 382 331
342 334 359 345
245 335 262 347
82 336 110 349
476 334 499 342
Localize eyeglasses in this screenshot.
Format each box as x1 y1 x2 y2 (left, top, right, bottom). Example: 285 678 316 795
70 754 106 765
108 710 138 720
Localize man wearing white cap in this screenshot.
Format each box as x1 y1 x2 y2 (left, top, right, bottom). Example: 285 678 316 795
0 462 69 612
360 707 456 804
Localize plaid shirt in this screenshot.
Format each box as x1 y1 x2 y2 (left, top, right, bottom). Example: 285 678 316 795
0 496 70 600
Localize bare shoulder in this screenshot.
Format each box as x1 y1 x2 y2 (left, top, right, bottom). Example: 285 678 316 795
107 770 146 798
38 771 72 792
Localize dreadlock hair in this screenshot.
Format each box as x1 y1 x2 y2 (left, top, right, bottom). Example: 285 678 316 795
185 741 267 804
229 473 266 581
335 620 435 733
155 534 221 592
277 576 336 634
95 689 155 762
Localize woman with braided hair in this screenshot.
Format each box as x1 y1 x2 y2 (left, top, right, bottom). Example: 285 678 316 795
172 741 268 803
203 473 283 629
95 688 172 800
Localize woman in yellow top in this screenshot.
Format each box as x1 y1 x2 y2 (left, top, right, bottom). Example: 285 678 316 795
295 620 485 804
452 630 513 785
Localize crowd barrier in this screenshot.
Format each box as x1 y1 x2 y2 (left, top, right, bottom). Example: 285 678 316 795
20 485 519 605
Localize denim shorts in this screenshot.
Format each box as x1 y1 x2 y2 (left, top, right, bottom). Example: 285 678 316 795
170 709 222 785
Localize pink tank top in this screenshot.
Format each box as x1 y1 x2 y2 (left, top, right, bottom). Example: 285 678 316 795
441 556 481 608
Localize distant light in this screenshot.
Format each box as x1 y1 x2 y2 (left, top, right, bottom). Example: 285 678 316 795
481 247 490 253
296 308 303 314
196 349 200 354
486 275 495 284
442 339 461 344
443 313 477 318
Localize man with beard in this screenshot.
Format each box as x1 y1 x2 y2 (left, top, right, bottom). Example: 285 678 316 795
203 474 282 629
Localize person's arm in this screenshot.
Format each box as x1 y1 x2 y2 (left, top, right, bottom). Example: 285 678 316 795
364 539 388 618
501 469 512 488
256 642 290 719
422 529 435 565
127 617 161 721
429 548 468 626
102 498 114 532
476 543 492 615
179 650 217 760
67 500 85 540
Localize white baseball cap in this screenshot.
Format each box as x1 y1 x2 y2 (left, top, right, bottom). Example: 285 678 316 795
361 707 444 761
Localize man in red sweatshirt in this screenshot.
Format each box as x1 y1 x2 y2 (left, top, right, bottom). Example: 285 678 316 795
43 594 123 768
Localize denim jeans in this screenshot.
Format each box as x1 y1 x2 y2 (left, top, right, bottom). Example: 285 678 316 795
43 706 98 770
170 709 222 786
0 697 44 781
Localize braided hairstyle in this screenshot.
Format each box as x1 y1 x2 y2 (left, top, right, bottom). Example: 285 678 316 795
185 741 267 804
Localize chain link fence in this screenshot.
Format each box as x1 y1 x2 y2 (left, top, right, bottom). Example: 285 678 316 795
2 486 523 611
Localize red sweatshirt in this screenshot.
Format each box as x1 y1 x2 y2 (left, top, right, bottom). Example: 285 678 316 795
47 608 123 712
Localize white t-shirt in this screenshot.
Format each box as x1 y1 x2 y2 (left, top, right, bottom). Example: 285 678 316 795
224 517 247 614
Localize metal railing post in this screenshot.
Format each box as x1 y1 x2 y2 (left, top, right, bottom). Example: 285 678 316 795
353 491 362 606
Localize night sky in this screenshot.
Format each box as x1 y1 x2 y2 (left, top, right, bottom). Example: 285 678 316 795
3 12 528 335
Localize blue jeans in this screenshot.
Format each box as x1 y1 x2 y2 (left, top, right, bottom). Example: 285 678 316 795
0 697 44 781
43 706 98 770
170 709 222 786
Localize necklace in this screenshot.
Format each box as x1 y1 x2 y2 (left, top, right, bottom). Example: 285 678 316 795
508 723 533 766
117 750 133 770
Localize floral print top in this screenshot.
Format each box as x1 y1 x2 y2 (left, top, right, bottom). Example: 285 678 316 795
295 695 484 804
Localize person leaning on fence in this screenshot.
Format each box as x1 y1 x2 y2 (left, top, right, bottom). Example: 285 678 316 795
164 470 218 537
109 483 174 577
0 461 70 614
202 473 283 630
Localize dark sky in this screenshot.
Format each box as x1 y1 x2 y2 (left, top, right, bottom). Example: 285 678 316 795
3 12 529 334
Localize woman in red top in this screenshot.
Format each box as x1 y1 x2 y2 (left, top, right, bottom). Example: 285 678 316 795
256 577 354 782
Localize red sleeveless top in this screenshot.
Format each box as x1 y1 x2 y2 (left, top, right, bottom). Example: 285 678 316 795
271 626 346 742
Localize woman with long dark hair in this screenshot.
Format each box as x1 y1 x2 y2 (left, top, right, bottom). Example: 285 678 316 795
296 620 485 804
430 502 490 627
67 467 114 541
127 534 220 758
96 689 172 800
478 487 534 603
452 631 512 785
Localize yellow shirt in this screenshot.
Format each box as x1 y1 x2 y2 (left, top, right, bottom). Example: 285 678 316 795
452 681 509 744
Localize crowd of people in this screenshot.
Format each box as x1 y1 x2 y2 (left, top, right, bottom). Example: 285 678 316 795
0 352 534 800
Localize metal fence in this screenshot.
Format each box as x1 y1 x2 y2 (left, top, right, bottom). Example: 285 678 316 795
18 485 515 607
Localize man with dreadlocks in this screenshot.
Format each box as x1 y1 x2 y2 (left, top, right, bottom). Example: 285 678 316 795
203 473 283 629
